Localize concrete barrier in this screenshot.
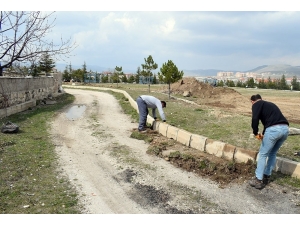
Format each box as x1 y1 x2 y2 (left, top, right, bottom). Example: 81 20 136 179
223 144 236 161
158 122 168 137
234 147 258 163
279 157 300 179
166 125 179 140
205 139 225 158
152 121 161 131
190 134 207 152
177 129 192 146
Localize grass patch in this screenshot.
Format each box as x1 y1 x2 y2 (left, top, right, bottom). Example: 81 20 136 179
0 93 83 213
130 131 153 143
272 172 300 189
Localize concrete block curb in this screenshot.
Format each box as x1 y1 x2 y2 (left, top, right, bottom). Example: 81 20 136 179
279 157 300 178
166 125 179 140
223 144 236 161
158 122 168 137
205 139 225 158
274 157 284 172
190 134 207 152
152 121 161 131
177 129 192 146
146 115 155 127
123 92 138 112
234 147 258 163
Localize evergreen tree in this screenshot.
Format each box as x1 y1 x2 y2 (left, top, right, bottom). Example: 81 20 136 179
153 74 157 84
101 74 108 83
266 76 274 89
228 80 235 87
30 63 41 77
72 69 84 82
236 80 243 87
68 63 73 79
95 72 100 83
158 60 183 99
291 76 300 91
82 61 87 81
141 55 158 93
279 74 288 90
258 79 267 89
121 74 128 83
63 65 71 82
135 67 141 83
246 77 255 88
39 52 55 73
113 66 123 87
128 75 135 83
217 80 224 87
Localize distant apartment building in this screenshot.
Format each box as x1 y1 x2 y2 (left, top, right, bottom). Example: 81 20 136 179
216 71 234 78
235 72 247 78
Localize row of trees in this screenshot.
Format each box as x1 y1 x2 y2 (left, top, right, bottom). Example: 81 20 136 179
1 52 56 77
63 55 184 93
63 62 87 82
217 75 300 91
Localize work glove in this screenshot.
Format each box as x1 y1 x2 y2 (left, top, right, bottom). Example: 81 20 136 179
255 133 263 140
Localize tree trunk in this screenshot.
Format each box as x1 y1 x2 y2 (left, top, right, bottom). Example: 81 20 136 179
168 83 171 99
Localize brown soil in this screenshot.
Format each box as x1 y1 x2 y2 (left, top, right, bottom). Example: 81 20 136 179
138 129 256 188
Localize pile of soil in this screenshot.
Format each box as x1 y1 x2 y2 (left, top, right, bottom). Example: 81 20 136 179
162 77 251 114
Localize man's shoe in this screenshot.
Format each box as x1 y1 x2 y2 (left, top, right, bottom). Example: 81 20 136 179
263 174 271 185
138 129 147 133
249 177 266 189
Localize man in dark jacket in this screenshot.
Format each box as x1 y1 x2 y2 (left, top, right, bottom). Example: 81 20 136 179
249 94 289 189
136 95 166 133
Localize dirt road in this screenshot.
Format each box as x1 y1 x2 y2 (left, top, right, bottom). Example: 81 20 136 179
50 88 300 214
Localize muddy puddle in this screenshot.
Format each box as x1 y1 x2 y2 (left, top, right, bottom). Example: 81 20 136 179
66 105 86 120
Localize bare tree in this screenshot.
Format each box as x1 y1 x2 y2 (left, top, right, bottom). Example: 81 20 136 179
0 11 76 75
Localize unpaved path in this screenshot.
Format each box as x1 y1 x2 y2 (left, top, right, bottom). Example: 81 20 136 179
50 88 300 214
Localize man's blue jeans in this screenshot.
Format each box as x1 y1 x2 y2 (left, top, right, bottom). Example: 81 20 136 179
136 97 148 131
256 124 289 180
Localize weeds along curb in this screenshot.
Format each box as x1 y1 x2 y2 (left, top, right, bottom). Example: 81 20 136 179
63 85 300 179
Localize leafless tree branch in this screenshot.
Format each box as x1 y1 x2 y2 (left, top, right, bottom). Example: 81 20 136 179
0 11 77 73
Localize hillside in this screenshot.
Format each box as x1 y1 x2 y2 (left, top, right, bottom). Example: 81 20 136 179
183 64 300 77
248 64 300 75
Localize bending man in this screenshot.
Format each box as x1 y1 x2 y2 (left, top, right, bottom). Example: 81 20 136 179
136 95 166 132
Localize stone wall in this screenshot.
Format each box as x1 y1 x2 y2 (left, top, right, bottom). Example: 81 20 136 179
0 73 62 118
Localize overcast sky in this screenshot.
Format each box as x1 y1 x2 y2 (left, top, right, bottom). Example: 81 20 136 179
4 1 300 72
